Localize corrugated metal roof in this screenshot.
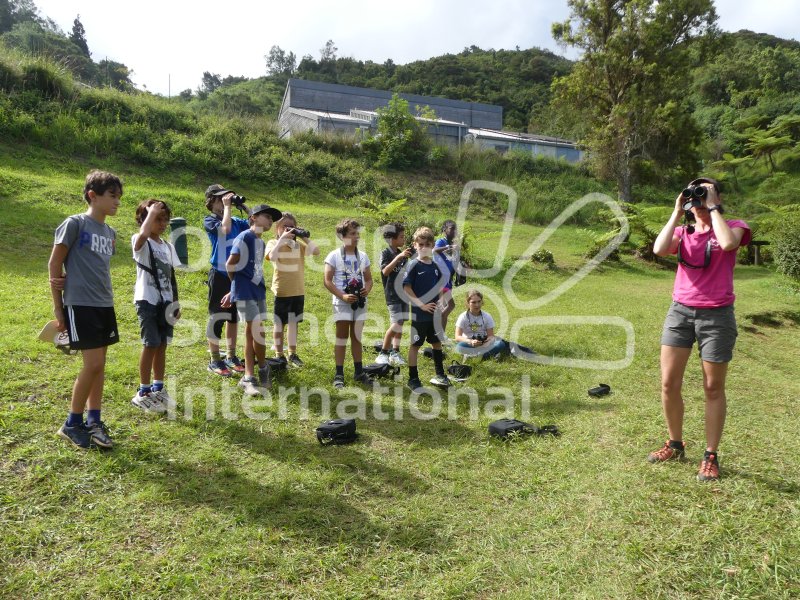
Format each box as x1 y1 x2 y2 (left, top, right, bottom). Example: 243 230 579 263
469 128 578 148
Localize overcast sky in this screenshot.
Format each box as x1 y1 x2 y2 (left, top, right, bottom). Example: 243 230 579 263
29 0 800 96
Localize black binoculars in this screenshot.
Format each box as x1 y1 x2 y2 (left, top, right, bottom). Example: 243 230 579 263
681 185 707 211
288 227 310 239
230 194 246 208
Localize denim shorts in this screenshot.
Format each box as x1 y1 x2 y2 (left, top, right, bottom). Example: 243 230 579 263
136 301 173 347
661 302 738 363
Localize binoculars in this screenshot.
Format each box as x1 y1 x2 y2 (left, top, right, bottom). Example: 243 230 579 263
682 185 707 210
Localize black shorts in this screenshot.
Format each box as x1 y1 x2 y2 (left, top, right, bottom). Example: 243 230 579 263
65 305 119 351
273 295 305 327
207 268 238 323
410 320 441 347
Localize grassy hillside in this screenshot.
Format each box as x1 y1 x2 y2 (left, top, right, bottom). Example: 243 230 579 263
2 137 800 599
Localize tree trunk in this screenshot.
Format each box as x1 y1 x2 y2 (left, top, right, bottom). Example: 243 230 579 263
617 162 633 203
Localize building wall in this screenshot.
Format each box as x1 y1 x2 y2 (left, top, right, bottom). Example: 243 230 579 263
285 79 502 129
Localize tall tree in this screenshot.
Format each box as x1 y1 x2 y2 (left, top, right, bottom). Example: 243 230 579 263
552 0 718 201
1 0 42 33
264 45 296 77
69 14 89 57
320 39 337 62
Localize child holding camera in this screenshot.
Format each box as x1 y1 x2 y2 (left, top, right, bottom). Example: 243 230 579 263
377 222 413 367
265 212 319 368
131 199 182 414
49 170 122 449
402 227 451 391
453 290 510 360
323 219 373 389
222 203 283 395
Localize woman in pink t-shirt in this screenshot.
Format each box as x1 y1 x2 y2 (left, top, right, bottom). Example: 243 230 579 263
647 178 751 482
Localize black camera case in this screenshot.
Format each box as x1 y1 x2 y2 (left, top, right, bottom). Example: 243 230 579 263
315 419 358 445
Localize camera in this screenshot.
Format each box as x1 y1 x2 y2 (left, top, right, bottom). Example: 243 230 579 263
344 277 365 310
406 246 417 257
288 227 311 239
230 194 247 208
471 334 487 343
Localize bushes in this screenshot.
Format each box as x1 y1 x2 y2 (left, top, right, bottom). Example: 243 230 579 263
773 214 800 279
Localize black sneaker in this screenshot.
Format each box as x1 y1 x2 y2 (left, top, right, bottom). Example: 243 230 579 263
333 374 345 389
86 421 113 449
288 354 304 368
407 378 424 393
57 423 91 449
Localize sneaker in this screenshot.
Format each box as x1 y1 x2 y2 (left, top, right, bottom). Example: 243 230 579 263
208 359 232 377
238 376 261 396
258 364 272 389
131 391 166 414
224 355 245 374
333 374 345 389
388 350 406 366
57 423 91 449
288 354 304 368
697 452 720 482
86 420 113 449
151 388 173 407
407 378 424 393
647 440 686 463
429 374 452 388
375 352 390 365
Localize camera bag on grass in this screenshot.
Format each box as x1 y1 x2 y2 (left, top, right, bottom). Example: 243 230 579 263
488 419 560 439
266 357 287 373
316 418 358 445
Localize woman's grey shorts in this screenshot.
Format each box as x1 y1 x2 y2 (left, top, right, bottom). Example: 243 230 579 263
661 301 738 363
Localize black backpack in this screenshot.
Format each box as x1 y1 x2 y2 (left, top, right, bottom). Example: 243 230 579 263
362 363 400 379
315 419 358 445
266 357 287 373
488 419 560 439
447 361 472 380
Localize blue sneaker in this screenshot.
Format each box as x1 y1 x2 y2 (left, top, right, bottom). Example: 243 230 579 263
57 423 91 449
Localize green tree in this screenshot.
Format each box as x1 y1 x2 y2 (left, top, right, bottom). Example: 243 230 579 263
68 14 89 57
264 45 296 78
365 93 431 169
551 0 718 201
96 58 133 90
745 130 792 174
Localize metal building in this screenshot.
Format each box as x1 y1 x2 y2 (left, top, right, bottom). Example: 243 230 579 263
278 78 583 162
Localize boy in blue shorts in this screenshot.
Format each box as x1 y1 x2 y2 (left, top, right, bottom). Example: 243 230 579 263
204 184 249 376
403 226 452 392
49 170 122 449
131 199 182 414
222 203 282 395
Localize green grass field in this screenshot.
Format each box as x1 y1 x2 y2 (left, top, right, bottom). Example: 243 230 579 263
1 151 799 599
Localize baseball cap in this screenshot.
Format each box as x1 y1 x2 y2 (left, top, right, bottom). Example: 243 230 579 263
205 184 233 199
249 203 282 221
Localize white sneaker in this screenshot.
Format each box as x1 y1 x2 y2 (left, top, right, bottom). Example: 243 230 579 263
131 391 166 414
151 388 173 407
375 352 390 365
388 350 406 366
238 376 262 396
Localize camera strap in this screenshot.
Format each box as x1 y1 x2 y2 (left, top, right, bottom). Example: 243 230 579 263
135 239 173 303
467 311 485 335
340 247 362 284
677 232 712 270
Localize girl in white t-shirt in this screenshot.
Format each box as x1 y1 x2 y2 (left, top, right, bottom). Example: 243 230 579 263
323 218 373 388
453 289 509 360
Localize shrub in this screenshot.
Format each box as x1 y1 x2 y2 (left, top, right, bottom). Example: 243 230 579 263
773 215 800 280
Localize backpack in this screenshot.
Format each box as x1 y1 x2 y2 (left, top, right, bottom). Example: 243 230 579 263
362 363 400 379
446 360 472 381
488 419 560 439
315 418 358 445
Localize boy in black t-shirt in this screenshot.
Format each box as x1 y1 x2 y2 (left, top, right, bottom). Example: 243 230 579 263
402 227 452 392
377 223 413 367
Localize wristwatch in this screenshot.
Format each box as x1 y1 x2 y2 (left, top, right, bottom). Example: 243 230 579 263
708 205 725 214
